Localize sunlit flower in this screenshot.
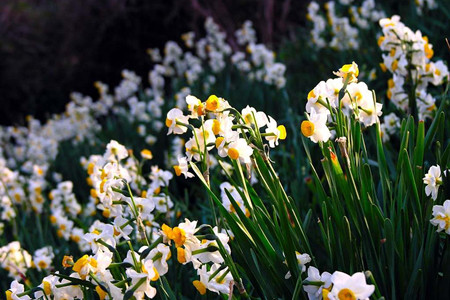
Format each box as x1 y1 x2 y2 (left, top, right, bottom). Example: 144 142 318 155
329 271 375 300
265 116 287 148
173 157 194 179
166 108 189 135
301 110 331 143
334 61 359 83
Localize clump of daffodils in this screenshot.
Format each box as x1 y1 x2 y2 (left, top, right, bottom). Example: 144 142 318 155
378 15 448 120
301 62 382 143
166 94 287 178
306 1 385 51
5 140 237 299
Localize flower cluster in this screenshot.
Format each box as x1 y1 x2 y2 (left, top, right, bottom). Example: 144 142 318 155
378 15 448 120
301 62 382 143
307 1 385 50
167 94 287 180
0 242 33 281
4 139 237 299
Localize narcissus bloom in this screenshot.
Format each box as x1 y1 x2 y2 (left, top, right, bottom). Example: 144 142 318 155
265 116 287 148
166 108 189 135
241 105 268 128
173 157 194 179
140 149 153 160
186 95 204 118
105 140 128 161
301 110 331 143
333 61 359 84
430 200 450 235
329 271 375 300
72 254 98 280
6 280 31 300
227 138 253 164
423 165 442 200
303 266 332 300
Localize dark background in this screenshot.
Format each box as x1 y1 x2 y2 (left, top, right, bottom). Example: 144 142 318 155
0 0 306 126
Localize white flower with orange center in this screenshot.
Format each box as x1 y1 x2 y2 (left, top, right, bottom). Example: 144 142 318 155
186 95 205 118
173 157 194 179
166 108 189 135
265 116 287 148
423 165 442 200
430 200 450 235
301 110 331 143
125 258 158 300
333 61 359 84
104 140 128 161
303 266 332 300
72 254 98 280
241 105 268 128
227 138 253 164
329 271 375 300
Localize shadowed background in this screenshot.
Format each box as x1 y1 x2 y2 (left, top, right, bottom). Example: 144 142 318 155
0 0 306 126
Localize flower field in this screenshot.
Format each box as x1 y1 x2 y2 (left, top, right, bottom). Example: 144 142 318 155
1 1 449 299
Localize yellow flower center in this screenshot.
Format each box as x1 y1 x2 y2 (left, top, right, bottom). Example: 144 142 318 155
99 179 107 194
212 119 221 135
389 48 396 57
193 280 207 295
206 95 219 111
387 89 392 100
151 267 160 281
87 163 95 175
424 43 433 59
43 280 52 295
62 255 73 268
391 59 399 71
377 36 385 47
322 286 332 300
338 288 356 300
90 189 98 199
173 165 182 177
307 89 316 100
165 118 173 128
73 255 97 279
177 247 186 263
278 125 287 140
5 290 12 300
102 208 110 218
301 120 315 137
71 235 81 243
436 215 450 230
172 227 186 247
215 137 224 148
228 148 240 160
141 149 153 159
38 260 48 269
388 78 394 89
244 114 253 124
50 215 57 224
95 285 107 300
